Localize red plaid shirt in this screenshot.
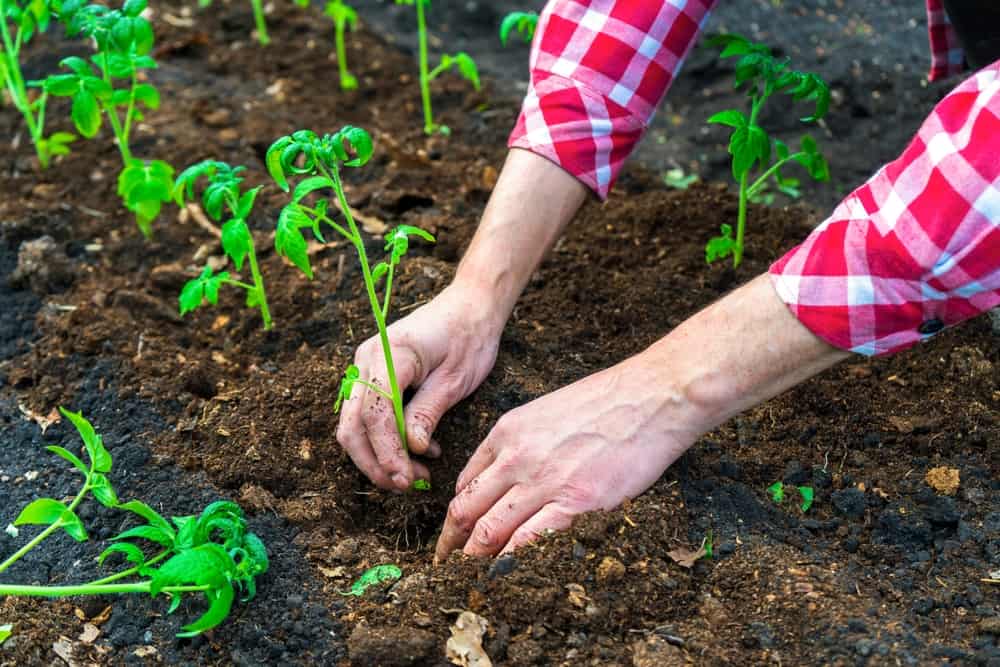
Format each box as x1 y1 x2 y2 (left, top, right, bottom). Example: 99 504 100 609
509 0 1000 356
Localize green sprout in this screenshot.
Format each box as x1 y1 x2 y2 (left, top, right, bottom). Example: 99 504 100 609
0 409 268 637
340 564 402 596
499 10 537 46
394 0 480 134
705 34 830 267
663 167 699 190
767 481 814 512
0 623 10 645
325 0 358 90
1 0 78 167
267 127 435 489
174 160 273 330
39 0 173 237
197 0 308 46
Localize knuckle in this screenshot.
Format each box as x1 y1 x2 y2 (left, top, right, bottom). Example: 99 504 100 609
558 478 601 510
446 496 474 532
471 517 502 550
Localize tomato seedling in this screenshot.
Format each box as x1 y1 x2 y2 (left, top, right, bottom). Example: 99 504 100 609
705 34 830 267
40 0 173 237
767 481 814 512
0 408 269 637
394 0 479 134
267 127 434 485
499 10 537 46
197 0 308 46
1 0 79 167
325 0 358 90
174 160 273 330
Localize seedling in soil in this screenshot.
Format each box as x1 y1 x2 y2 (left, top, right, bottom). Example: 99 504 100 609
499 10 537 46
324 0 358 90
663 167 699 190
174 160 273 329
267 127 435 487
394 0 480 134
340 563 402 596
705 33 830 267
0 623 10 644
197 0 307 46
40 0 174 237
0 408 269 637
767 481 814 512
1 0 78 167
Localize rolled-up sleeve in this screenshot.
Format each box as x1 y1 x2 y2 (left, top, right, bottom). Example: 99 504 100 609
770 61 1000 356
508 0 716 199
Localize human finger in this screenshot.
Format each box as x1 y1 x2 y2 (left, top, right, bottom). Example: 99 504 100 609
500 503 576 554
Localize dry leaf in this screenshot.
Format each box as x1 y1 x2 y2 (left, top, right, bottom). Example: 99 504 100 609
565 583 589 608
667 544 708 569
445 611 492 667
18 404 61 433
52 636 77 666
78 624 100 644
319 565 347 579
925 466 960 495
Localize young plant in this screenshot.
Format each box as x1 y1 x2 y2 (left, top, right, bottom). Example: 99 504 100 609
394 0 479 135
197 0 308 46
40 0 173 237
705 34 830 267
0 0 77 167
174 160 273 330
767 481 814 512
0 408 269 637
325 0 358 90
267 127 435 484
499 10 537 46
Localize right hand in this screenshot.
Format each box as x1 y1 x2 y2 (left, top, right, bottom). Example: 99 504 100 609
335 283 504 491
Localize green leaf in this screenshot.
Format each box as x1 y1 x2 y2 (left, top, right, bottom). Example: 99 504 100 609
90 473 118 507
499 11 537 46
662 168 698 190
766 481 785 504
113 524 175 547
0 624 11 645
14 498 69 527
334 364 360 412
384 224 435 264
46 445 88 476
133 83 159 110
340 564 402 596
221 219 252 270
451 52 480 90
151 543 233 593
275 206 313 278
748 124 770 166
336 125 373 168
44 73 81 96
292 176 331 203
371 261 389 284
118 159 176 236
707 109 746 129
98 542 146 567
59 407 111 472
266 137 292 191
178 582 235 637
728 126 754 178
236 186 260 219
71 89 101 137
179 266 230 315
412 479 431 491
705 224 737 264
116 500 174 534
797 486 814 512
123 0 147 17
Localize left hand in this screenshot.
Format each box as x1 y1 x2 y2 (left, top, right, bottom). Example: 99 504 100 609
433 352 698 560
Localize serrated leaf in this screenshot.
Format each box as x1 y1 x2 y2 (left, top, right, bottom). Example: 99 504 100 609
336 125 373 168
292 176 331 203
14 498 68 527
707 109 746 128
236 186 260 219
117 500 174 534
113 524 175 546
221 219 252 270
98 542 146 567
150 543 234 595
729 126 754 178
797 486 814 512
275 206 313 278
451 52 480 90
266 137 292 191
177 582 235 637
46 445 88 476
499 11 537 46
705 224 737 264
334 364 360 413
133 83 159 109
767 481 785 503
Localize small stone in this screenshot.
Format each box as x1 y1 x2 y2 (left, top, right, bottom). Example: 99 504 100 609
632 635 685 666
596 556 626 584
913 597 935 615
9 236 75 295
488 554 518 579
571 541 587 560
218 128 240 143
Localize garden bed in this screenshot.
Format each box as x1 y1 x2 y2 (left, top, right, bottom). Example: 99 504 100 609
2 0 998 665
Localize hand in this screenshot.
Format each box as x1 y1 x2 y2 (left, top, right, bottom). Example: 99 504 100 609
336 284 504 491
434 353 697 560
433 274 848 560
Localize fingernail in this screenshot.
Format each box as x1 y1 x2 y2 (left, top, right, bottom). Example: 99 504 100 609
391 473 409 489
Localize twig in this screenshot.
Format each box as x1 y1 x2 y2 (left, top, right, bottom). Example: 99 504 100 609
184 203 221 238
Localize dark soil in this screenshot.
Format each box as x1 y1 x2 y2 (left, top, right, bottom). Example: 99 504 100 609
2 1 998 666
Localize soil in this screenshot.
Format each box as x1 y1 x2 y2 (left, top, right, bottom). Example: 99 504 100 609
2 0 998 666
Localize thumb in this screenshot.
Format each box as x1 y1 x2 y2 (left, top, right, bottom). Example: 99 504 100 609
404 370 458 455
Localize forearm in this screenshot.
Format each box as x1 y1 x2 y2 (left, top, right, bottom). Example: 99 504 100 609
626 274 850 442
452 148 588 332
